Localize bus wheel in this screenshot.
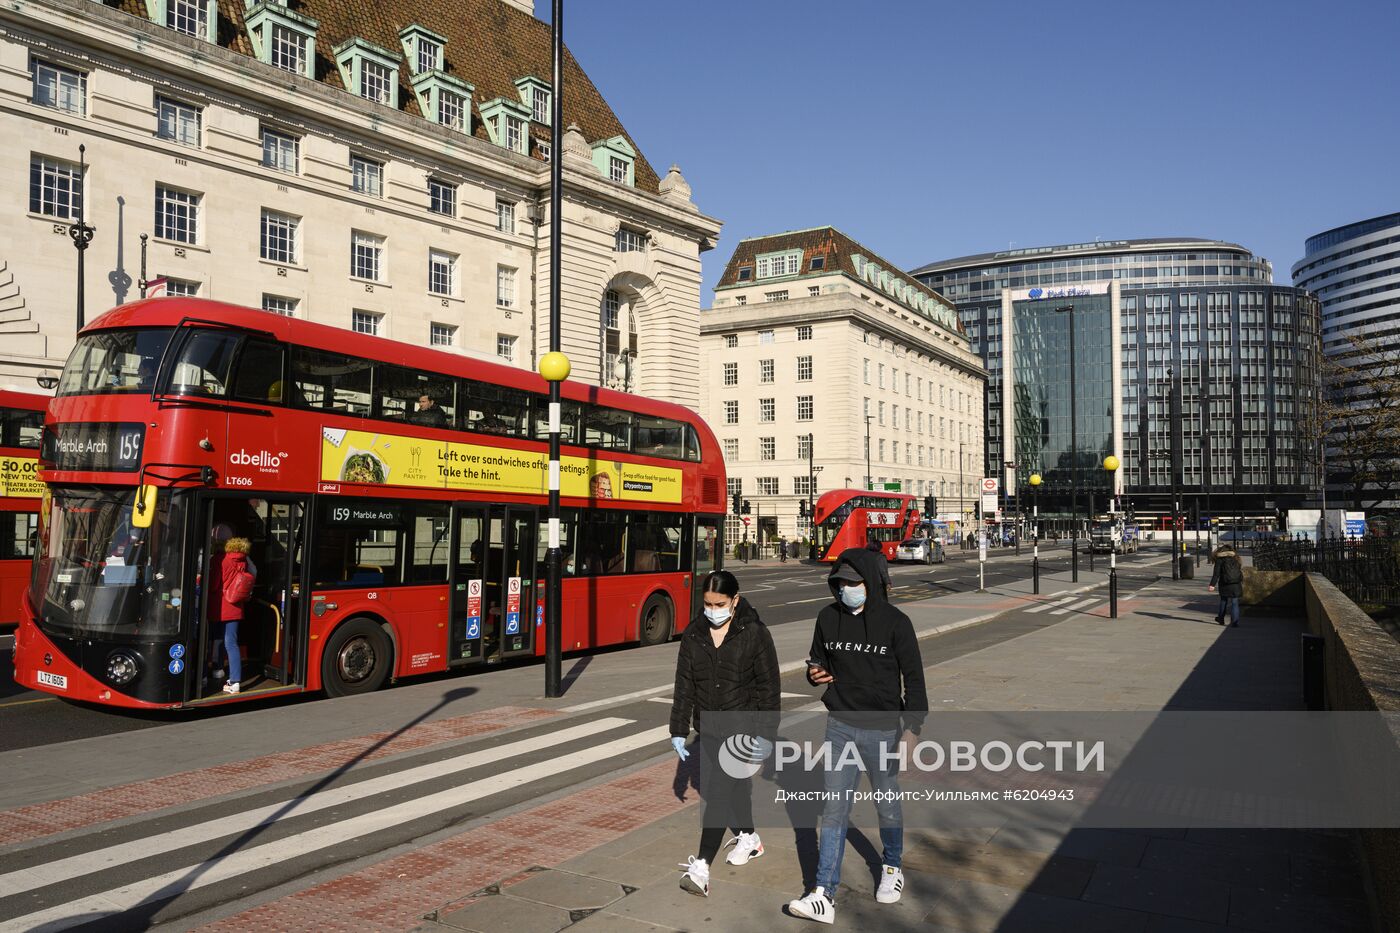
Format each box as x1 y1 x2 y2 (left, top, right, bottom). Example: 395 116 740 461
639 594 674 647
323 618 391 697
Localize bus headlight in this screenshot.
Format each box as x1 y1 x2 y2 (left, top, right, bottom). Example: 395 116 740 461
105 651 140 686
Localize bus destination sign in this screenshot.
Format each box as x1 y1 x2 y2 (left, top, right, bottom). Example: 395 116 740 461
42 423 145 473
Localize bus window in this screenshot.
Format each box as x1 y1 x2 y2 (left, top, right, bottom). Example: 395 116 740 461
684 425 702 462
169 330 241 397
1 407 44 448
633 416 684 459
407 503 451 584
460 381 530 437
291 348 373 417
312 521 402 587
536 510 579 574
532 397 581 445
57 328 173 396
576 510 626 575
229 338 286 404
377 367 455 429
585 407 632 451
628 513 682 572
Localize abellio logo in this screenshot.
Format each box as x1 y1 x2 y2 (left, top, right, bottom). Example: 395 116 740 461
719 734 770 779
230 449 286 469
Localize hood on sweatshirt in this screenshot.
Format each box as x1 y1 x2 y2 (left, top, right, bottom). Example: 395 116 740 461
826 547 887 604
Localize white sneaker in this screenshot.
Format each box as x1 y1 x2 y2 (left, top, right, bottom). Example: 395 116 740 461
678 856 710 897
724 831 764 865
875 865 904 903
222 682 241 694
787 886 835 924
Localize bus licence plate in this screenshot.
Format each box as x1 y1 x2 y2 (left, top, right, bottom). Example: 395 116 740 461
36 671 67 690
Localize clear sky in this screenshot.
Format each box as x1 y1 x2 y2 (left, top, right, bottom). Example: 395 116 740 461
550 0 1399 298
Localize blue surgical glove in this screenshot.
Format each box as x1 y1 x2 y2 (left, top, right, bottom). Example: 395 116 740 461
752 737 773 760
671 736 689 760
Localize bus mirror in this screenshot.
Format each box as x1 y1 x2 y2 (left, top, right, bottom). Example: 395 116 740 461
132 485 157 529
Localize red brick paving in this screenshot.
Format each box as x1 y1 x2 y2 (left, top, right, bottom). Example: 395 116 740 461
0 706 557 848
195 757 694 932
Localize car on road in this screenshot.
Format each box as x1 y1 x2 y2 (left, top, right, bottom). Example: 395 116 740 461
896 537 945 564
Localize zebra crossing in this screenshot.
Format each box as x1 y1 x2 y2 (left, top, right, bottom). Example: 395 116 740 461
1024 593 1136 616
0 713 671 932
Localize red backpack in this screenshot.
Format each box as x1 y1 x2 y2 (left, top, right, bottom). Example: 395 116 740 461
222 560 255 606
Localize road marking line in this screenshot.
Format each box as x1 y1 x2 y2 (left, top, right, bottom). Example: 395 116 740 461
650 691 807 705
2 725 672 933
0 696 57 709
783 596 831 605
1051 598 1102 616
560 685 672 712
0 717 635 898
1024 597 1077 615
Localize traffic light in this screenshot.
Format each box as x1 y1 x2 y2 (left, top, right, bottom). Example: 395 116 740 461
924 495 937 518
742 499 752 515
798 498 808 517
731 493 741 515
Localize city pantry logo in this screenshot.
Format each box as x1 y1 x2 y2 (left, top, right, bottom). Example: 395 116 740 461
719 733 1106 780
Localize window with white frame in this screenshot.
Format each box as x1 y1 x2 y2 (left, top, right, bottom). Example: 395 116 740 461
794 475 813 496
722 438 738 460
797 325 813 340
615 228 646 253
496 199 515 234
808 285 820 297
723 362 738 386
430 322 456 347
262 294 298 316
352 310 381 335
759 359 774 383
759 398 775 422
155 97 201 146
32 60 85 115
757 477 779 495
755 250 801 279
723 334 738 348
428 249 457 297
603 290 620 329
727 477 742 497
416 38 440 75
536 142 551 162
428 178 456 216
155 185 199 244
261 127 298 173
531 85 550 123
360 60 393 104
797 434 813 460
764 290 789 302
496 266 516 308
608 156 627 184
166 0 208 36
496 334 516 362
758 330 775 345
260 210 298 264
351 156 383 197
796 396 813 421
351 231 384 281
438 90 465 131
724 400 738 424
164 278 200 297
797 356 813 381
270 25 308 75
28 156 82 220
759 437 775 461
505 116 524 152
735 295 747 306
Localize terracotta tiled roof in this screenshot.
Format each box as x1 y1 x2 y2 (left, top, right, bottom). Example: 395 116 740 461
105 0 659 193
715 226 965 334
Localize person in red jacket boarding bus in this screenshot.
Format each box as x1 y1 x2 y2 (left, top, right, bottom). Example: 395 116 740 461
217 537 256 694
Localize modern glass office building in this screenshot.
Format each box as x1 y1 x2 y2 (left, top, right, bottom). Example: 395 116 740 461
913 239 1323 527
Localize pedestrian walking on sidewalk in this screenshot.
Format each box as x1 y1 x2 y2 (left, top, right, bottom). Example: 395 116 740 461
1208 545 1244 626
779 535 788 563
787 548 927 925
864 536 892 598
669 570 780 897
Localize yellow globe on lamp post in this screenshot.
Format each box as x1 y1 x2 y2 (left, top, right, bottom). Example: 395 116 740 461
1028 473 1042 593
1103 456 1121 618
539 351 571 383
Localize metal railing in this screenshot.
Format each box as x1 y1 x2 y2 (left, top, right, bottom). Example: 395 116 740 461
1253 534 1400 612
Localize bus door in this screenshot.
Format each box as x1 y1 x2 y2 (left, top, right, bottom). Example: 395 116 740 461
498 506 538 660
448 505 487 666
449 504 537 664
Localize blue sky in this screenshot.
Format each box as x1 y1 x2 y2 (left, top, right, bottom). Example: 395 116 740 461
551 0 1399 298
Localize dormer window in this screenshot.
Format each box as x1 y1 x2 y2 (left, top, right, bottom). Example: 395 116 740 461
150 0 216 41
416 38 440 74
590 136 636 187
411 71 473 132
333 38 400 108
514 76 551 123
438 89 464 131
245 1 318 78
479 97 530 155
399 24 447 75
755 249 802 280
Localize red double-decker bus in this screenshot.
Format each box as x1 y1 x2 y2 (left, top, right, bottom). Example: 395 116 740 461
813 489 920 562
15 298 727 708
2 391 45 631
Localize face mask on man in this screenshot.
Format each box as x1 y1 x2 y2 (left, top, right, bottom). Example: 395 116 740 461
840 584 867 609
704 605 732 626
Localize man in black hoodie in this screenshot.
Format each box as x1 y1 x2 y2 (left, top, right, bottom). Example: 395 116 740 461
786 547 927 925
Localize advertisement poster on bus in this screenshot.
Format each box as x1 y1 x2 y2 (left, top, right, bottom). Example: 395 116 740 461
319 428 683 503
1 454 43 498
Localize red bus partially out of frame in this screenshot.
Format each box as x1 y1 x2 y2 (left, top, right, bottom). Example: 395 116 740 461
1 390 45 631
14 298 727 709
812 488 921 563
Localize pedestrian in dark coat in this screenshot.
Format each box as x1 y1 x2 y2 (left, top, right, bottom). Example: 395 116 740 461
1208 545 1244 626
669 570 780 898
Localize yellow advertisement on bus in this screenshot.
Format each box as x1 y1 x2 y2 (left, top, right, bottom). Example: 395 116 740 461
319 428 683 504
1 455 43 498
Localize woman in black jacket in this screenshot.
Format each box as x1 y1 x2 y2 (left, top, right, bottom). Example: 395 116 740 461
670 570 780 898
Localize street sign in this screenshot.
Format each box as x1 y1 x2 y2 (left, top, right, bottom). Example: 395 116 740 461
1345 511 1366 536
883 482 901 491
741 516 751 526
980 477 999 515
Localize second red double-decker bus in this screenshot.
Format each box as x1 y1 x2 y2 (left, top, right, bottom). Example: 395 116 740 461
1 390 45 632
813 489 921 562
15 298 728 708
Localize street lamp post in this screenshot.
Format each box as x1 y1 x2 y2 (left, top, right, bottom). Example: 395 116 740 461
1104 456 1120 617
1054 305 1079 582
865 415 873 491
1167 366 1181 581
1005 459 1020 556
806 432 818 560
959 440 965 544
1029 472 1042 594
68 144 95 333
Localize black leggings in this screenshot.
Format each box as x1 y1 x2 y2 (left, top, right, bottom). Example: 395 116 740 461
698 734 755 863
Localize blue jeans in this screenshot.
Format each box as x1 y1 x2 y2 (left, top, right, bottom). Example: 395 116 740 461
814 718 904 893
222 620 242 683
1219 596 1240 625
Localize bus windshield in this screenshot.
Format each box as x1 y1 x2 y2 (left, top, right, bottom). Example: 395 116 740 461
31 487 187 637
57 328 174 396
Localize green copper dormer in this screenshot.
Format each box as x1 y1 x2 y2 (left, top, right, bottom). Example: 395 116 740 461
411 70 473 133
514 75 551 124
244 1 317 78
399 23 447 75
150 0 217 42
333 37 400 108
591 136 635 187
479 97 531 154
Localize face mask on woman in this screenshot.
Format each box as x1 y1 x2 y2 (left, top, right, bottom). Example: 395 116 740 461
704 604 732 626
840 584 867 609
